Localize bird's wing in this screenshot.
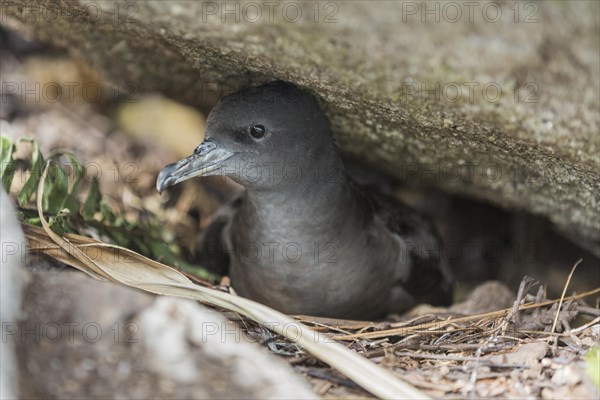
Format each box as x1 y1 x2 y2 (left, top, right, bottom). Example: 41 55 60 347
369 190 454 306
195 191 244 276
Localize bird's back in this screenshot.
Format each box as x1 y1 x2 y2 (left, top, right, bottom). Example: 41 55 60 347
366 190 454 309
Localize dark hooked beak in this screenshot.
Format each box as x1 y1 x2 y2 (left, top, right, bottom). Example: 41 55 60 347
156 138 234 193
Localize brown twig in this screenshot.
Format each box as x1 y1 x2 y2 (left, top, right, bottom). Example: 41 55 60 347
335 288 600 341
551 259 582 334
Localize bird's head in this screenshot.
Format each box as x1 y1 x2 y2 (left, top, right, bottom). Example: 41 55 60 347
156 81 337 193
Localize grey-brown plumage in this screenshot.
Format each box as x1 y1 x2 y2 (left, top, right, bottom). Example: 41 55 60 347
157 82 453 319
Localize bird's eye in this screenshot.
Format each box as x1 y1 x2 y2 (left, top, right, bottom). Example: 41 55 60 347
250 124 267 139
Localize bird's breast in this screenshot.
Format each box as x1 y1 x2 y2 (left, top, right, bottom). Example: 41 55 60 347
227 220 404 318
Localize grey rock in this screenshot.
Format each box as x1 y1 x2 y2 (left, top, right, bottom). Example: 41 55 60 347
4 0 599 251
1 189 29 400
16 265 315 398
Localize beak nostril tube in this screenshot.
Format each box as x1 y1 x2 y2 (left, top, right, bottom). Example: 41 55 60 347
155 137 233 193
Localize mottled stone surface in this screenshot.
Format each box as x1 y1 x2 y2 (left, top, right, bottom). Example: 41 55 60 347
16 263 315 398
0 190 29 400
3 0 599 250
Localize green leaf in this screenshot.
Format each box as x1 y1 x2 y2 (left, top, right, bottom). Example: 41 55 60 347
47 151 84 190
16 208 41 226
107 229 129 246
82 177 101 220
48 216 65 236
17 137 44 206
133 237 150 254
63 196 80 216
48 151 84 214
100 201 117 224
42 162 69 214
1 135 15 192
24 216 42 226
